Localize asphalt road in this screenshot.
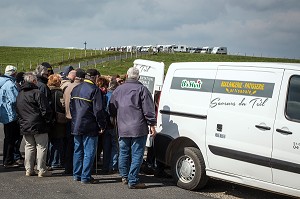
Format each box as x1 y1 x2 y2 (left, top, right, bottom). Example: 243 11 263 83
0 124 294 199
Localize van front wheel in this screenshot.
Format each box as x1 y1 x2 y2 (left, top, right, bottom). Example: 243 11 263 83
171 147 208 190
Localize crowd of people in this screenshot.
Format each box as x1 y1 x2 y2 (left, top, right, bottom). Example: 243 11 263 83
0 62 170 188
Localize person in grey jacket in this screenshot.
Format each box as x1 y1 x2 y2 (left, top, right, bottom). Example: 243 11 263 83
109 67 156 189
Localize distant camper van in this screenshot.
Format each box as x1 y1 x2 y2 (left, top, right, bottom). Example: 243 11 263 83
200 46 212 54
154 62 300 197
211 47 227 54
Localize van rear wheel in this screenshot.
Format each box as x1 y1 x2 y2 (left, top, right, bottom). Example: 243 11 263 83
171 147 208 190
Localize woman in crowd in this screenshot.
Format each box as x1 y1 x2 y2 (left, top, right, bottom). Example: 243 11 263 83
47 74 66 169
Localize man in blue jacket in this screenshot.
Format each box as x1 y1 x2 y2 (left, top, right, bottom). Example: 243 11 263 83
109 67 157 189
70 69 106 184
0 65 20 168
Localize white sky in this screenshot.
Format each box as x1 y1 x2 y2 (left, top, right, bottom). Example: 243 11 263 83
1 0 300 59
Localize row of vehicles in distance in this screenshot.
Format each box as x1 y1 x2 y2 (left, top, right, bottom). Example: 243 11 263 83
134 59 300 198
103 45 227 55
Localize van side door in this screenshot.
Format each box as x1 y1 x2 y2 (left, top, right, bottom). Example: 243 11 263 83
272 70 300 190
206 66 283 182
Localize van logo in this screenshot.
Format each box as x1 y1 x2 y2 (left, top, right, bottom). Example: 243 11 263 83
181 79 202 89
214 80 274 98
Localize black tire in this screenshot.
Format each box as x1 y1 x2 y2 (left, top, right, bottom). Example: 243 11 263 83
171 147 208 190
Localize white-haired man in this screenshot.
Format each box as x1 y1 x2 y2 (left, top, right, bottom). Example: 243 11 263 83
109 67 157 189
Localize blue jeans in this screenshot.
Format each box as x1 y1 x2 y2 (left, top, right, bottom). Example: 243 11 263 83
118 135 147 186
73 135 98 182
102 129 119 171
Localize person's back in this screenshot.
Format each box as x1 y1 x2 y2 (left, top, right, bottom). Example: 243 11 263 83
16 72 52 177
70 69 106 184
109 67 156 189
110 78 156 138
0 72 18 124
71 78 106 136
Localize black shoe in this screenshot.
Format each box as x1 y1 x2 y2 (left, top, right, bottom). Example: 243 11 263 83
4 162 19 168
154 170 172 178
81 177 98 184
128 183 146 189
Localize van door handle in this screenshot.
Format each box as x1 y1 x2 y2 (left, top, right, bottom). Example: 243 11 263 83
255 125 271 130
276 129 293 135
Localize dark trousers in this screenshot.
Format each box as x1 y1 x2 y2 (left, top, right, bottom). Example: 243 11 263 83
64 120 74 173
3 120 20 165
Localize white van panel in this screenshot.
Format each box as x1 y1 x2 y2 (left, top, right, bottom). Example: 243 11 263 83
206 66 284 182
272 70 300 190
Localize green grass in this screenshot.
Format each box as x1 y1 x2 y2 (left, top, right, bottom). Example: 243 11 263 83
0 46 119 73
1 46 300 76
96 52 300 76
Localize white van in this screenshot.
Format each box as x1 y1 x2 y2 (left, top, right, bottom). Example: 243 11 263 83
211 47 227 54
200 46 212 54
155 62 300 197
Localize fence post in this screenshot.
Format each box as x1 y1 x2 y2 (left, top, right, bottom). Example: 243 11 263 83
30 61 32 70
94 58 96 68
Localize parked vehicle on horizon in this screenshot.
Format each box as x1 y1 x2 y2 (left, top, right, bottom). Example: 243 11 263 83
200 46 212 54
211 47 227 55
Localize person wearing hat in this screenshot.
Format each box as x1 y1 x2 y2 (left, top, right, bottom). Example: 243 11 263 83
60 66 76 93
70 68 106 184
41 62 54 76
62 68 86 174
0 65 21 168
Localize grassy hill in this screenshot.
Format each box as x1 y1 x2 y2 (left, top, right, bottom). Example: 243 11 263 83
1 46 300 76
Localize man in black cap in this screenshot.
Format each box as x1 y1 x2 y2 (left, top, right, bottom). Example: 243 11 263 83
41 62 54 76
70 69 106 184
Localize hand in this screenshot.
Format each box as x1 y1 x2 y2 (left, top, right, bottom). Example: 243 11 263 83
149 126 156 138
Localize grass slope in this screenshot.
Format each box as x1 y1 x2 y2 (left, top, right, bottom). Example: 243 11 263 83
0 46 299 76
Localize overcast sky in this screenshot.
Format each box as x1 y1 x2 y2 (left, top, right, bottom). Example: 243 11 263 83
1 0 300 59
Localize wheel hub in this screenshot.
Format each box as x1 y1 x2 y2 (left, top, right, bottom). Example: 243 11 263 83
176 155 196 182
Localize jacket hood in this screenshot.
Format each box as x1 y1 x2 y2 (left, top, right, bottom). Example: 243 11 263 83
0 75 15 88
20 82 38 91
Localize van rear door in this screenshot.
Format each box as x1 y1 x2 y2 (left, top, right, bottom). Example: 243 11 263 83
272 70 300 190
206 65 283 182
133 59 165 99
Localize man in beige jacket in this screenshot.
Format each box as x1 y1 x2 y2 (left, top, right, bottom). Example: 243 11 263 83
62 68 86 174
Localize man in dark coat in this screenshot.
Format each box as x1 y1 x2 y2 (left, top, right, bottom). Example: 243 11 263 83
70 69 106 184
109 67 157 189
16 72 53 177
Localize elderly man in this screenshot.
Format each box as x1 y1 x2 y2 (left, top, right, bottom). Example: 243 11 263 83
109 67 157 189
70 69 106 184
16 72 53 177
0 65 20 168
